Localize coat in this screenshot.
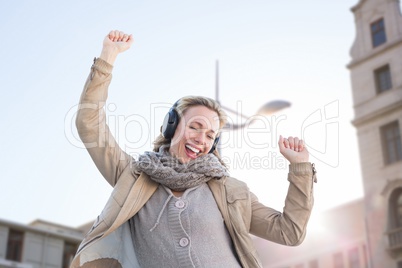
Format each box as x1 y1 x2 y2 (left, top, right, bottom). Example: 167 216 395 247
70 58 316 268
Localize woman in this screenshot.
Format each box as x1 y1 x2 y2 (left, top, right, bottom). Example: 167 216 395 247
71 30 317 268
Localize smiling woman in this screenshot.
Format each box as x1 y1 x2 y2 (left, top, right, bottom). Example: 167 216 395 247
154 96 226 163
70 30 317 268
169 105 220 162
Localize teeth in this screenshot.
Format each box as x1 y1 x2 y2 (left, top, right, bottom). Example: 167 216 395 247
186 145 200 154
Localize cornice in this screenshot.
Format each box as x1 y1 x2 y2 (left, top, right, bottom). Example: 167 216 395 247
352 99 402 127
347 38 402 69
351 0 367 13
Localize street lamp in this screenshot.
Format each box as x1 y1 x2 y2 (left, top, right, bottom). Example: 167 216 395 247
214 60 291 130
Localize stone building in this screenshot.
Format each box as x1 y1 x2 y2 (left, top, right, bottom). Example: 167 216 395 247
348 0 402 267
0 218 87 268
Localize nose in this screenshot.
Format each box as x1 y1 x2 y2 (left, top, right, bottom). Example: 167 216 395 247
193 131 207 145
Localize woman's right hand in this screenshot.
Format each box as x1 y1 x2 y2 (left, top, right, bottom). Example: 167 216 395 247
278 135 309 164
100 30 134 65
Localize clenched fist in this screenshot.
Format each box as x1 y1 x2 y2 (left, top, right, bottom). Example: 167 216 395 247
278 135 309 164
100 30 134 65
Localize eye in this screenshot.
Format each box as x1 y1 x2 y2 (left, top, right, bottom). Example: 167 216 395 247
207 135 214 140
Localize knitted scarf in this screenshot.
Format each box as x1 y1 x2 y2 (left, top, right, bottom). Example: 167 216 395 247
132 147 229 192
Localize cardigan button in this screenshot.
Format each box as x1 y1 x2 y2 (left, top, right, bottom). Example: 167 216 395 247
179 237 189 247
175 200 185 209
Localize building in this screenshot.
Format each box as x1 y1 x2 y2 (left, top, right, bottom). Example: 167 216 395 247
0 218 88 268
348 0 402 267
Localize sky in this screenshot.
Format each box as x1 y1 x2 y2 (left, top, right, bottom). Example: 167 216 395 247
0 0 373 228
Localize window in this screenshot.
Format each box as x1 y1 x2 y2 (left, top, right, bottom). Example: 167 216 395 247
6 229 24 262
374 65 392 93
381 121 402 165
388 189 402 248
371 18 387 47
389 188 402 228
333 252 344 268
63 242 78 268
309 259 318 268
348 248 360 268
396 194 402 228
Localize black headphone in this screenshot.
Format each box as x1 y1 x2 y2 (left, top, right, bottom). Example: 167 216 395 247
161 100 219 154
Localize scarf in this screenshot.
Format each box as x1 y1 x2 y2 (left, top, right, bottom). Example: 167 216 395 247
132 147 229 192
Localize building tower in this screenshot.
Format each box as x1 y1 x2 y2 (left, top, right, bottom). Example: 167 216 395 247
348 0 402 267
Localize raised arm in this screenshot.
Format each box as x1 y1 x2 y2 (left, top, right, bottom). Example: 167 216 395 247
250 162 315 245
76 30 134 187
250 136 316 245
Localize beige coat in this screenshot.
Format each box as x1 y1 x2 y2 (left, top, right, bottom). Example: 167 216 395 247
70 58 315 268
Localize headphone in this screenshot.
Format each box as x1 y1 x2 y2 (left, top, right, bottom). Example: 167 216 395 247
161 100 219 154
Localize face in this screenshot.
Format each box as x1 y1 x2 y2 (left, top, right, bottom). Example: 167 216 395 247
169 105 220 163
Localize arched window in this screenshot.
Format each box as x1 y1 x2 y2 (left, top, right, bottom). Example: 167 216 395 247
390 188 402 228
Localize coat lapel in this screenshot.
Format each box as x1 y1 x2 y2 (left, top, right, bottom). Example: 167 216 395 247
207 178 231 231
103 172 159 238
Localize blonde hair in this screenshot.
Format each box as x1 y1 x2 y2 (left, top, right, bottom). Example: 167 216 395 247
153 96 227 158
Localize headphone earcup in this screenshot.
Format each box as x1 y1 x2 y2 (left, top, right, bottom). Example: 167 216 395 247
161 108 179 139
209 136 220 153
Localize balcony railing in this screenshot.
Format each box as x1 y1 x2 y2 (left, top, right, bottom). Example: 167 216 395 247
387 227 402 250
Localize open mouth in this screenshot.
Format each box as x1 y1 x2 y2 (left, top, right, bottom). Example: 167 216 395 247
185 144 201 158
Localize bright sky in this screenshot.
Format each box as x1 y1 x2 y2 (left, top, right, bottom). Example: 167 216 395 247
0 0 370 228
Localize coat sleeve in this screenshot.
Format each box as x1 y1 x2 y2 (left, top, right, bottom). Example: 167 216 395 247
249 162 315 246
75 58 131 187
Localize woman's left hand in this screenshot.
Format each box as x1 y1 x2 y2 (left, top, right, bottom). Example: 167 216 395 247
278 135 309 164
